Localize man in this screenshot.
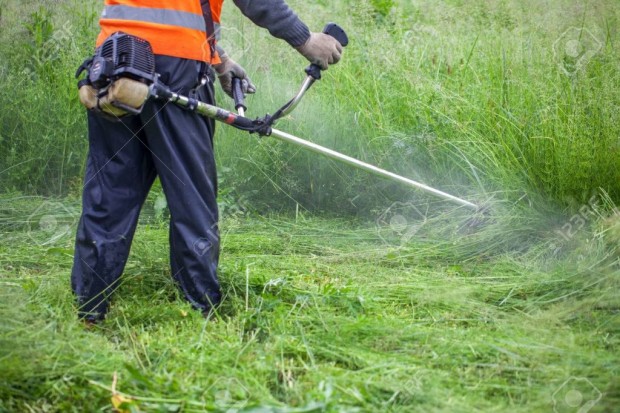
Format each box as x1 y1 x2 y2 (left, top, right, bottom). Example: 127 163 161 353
72 0 343 323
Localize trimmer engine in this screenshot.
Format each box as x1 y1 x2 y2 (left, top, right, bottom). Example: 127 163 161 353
87 32 156 88
76 32 157 117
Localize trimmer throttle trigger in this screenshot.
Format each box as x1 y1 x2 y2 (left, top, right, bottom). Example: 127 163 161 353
322 23 349 47
232 77 247 116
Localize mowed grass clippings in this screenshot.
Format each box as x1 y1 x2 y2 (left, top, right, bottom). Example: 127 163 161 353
1 214 618 412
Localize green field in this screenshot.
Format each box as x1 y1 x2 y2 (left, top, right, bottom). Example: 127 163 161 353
1 208 618 412
1 0 619 412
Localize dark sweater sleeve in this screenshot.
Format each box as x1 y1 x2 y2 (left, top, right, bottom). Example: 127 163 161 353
232 0 311 47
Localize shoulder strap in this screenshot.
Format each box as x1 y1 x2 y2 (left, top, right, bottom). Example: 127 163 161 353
200 0 217 62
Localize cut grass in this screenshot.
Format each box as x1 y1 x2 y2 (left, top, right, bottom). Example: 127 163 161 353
1 204 618 412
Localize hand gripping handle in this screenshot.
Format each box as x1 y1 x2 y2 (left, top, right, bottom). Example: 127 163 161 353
305 23 349 80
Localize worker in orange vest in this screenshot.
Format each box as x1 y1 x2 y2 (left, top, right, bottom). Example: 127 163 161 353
71 0 343 323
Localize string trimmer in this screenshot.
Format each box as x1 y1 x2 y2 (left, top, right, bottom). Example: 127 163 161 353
76 24 479 210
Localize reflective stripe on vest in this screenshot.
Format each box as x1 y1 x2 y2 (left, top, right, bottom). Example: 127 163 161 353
96 1 223 64
102 5 207 32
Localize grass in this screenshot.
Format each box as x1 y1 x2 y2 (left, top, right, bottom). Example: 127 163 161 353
1 0 619 411
1 195 619 412
212 0 620 211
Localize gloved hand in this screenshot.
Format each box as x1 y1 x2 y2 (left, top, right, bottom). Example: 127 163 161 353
213 54 256 98
295 32 343 70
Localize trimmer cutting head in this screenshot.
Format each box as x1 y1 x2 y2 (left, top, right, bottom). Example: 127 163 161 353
460 198 494 232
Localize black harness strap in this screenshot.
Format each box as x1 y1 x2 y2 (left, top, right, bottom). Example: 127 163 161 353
200 0 217 64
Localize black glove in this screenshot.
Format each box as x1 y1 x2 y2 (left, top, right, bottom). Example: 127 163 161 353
213 54 256 98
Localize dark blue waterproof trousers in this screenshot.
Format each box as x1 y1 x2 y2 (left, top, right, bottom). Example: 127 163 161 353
71 56 221 321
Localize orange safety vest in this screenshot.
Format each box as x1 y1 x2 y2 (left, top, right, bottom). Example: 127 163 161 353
96 0 223 64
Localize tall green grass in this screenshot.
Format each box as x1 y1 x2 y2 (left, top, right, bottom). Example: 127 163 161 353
0 0 618 213
0 0 98 195
213 0 620 212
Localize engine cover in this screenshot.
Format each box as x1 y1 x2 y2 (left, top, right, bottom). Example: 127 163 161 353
88 32 156 89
